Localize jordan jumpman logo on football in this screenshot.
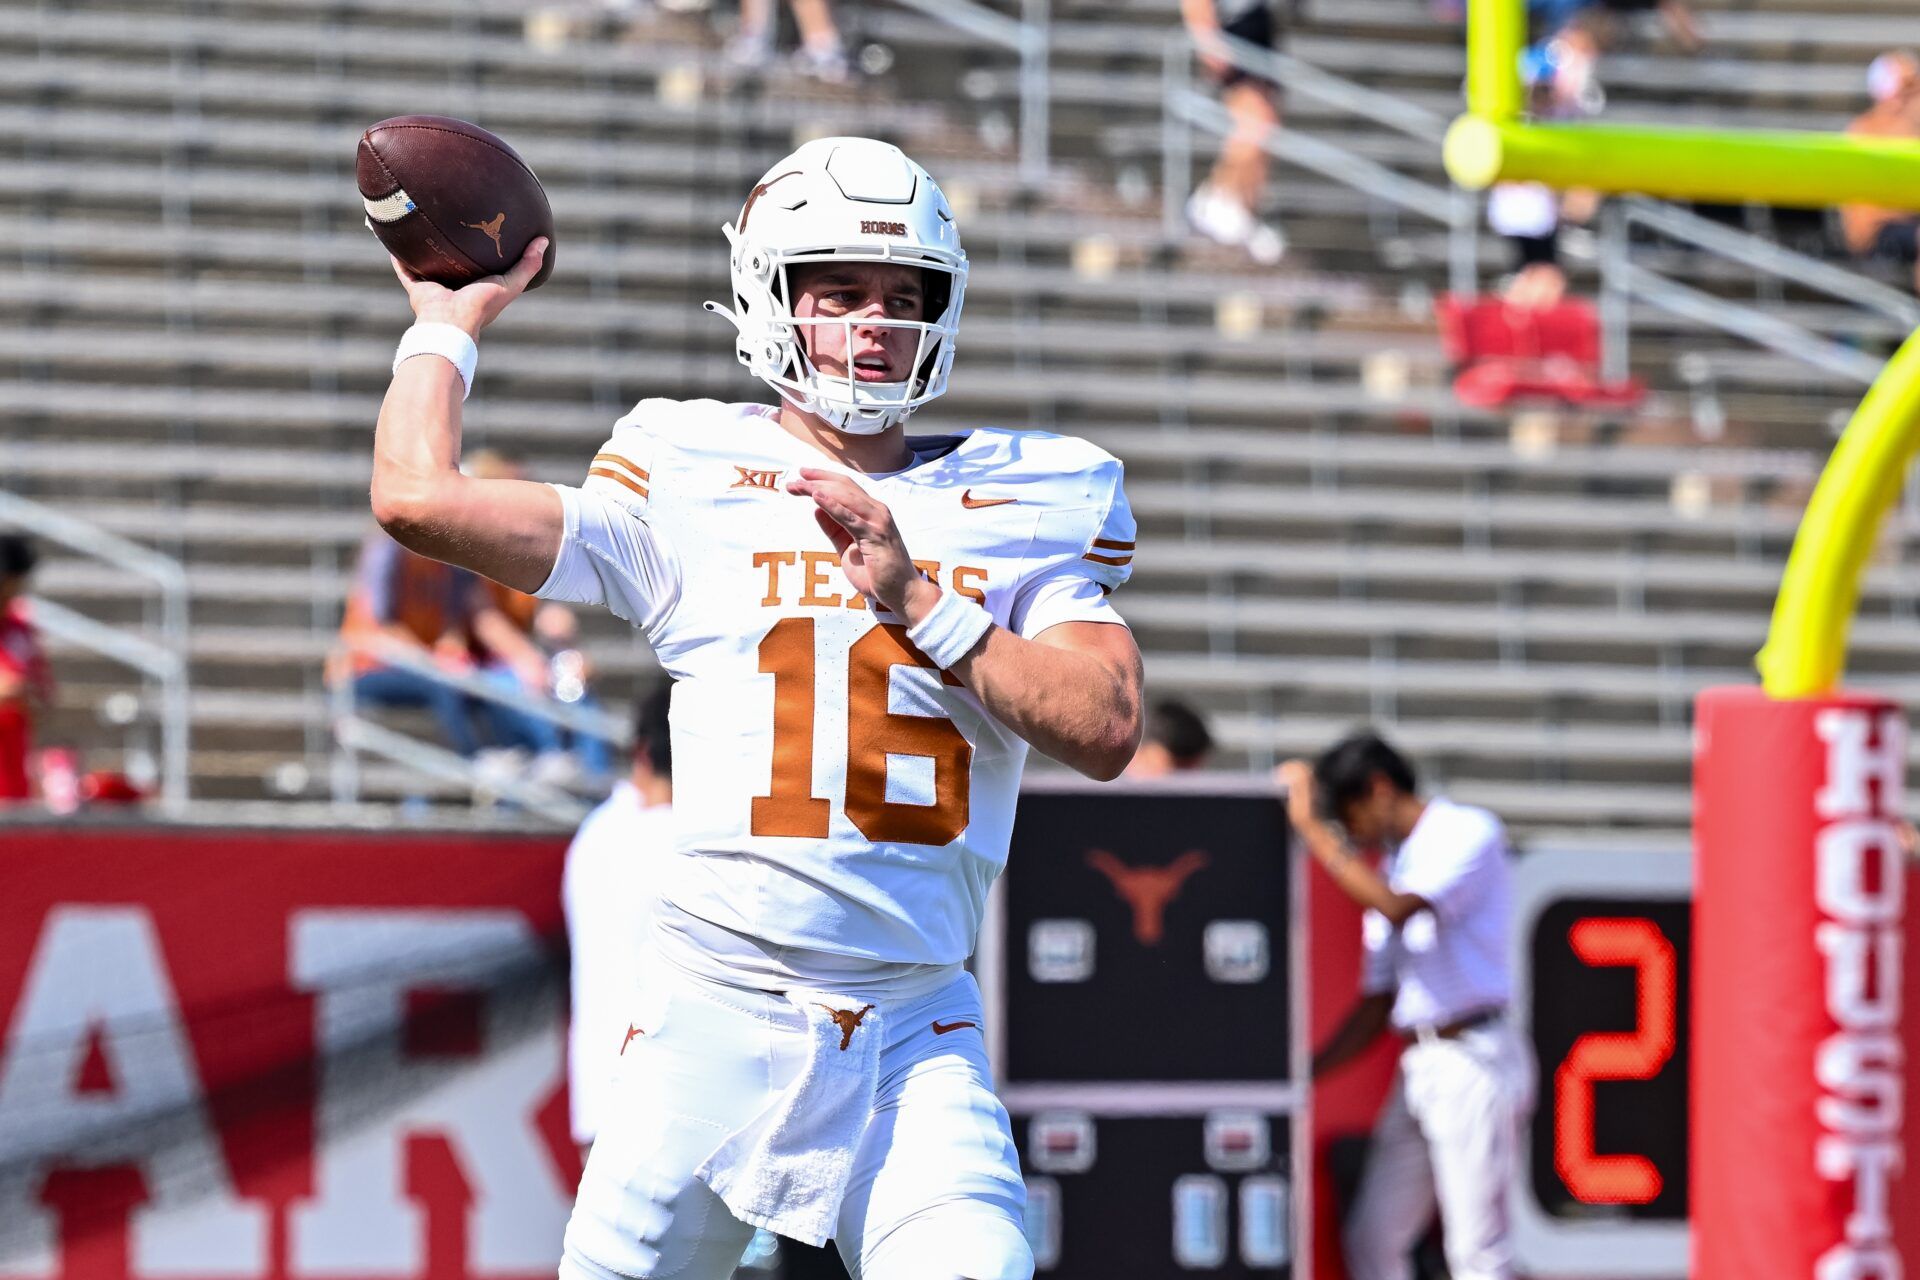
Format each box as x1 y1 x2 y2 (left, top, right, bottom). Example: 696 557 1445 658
1086 849 1211 946
815 1003 876 1051
462 211 507 258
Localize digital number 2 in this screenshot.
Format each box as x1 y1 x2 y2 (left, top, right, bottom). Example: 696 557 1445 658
751 617 972 846
1555 917 1677 1204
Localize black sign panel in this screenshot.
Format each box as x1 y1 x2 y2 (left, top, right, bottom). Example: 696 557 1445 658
1527 896 1692 1223
1013 1113 1295 1277
1001 790 1293 1084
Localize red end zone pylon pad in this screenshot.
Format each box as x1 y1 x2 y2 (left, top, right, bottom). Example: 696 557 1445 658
1694 686 1914 1280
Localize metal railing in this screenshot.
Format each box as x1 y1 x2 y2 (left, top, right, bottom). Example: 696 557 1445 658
1158 29 1916 394
1597 197 1920 387
0 489 191 812
891 0 1050 187
327 636 631 825
1161 30 1480 297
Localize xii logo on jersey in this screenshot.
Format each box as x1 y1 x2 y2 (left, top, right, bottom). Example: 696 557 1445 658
731 466 785 493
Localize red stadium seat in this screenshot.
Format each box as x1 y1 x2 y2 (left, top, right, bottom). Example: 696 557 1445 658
1436 295 1646 410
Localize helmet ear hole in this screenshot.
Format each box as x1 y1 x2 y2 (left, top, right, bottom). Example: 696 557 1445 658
922 267 952 324
913 336 945 391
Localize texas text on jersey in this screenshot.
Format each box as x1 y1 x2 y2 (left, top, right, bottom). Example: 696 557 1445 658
534 396 1136 972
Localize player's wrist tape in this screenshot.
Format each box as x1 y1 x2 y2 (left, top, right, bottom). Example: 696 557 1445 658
905 587 993 669
393 322 479 400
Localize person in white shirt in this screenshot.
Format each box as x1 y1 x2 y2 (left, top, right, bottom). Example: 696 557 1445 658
1279 732 1534 1280
563 684 674 1158
368 136 1144 1280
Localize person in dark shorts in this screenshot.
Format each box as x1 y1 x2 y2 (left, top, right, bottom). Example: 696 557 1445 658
1180 0 1287 265
1870 219 1920 267
1487 33 1603 309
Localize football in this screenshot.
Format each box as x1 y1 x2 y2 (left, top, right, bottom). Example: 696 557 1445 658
356 114 556 291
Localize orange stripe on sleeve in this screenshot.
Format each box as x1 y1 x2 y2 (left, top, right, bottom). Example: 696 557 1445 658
592 453 650 481
588 467 649 499
1091 537 1135 551
1083 552 1133 567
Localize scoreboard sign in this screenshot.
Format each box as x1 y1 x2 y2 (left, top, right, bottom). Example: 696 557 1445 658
995 787 1296 1084
985 784 1306 1277
1511 847 1691 1279
1010 1113 1298 1274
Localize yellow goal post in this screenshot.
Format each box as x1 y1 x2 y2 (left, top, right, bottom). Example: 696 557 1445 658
1446 0 1920 697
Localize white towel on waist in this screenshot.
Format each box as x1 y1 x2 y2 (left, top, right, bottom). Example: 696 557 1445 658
695 990 884 1247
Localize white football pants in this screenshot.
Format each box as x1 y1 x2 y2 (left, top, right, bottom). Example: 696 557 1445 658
1343 1023 1536 1280
559 965 1032 1280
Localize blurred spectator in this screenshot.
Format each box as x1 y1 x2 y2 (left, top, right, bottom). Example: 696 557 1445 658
564 683 674 1158
1841 52 1920 293
1181 0 1287 265
1127 699 1216 777
557 684 794 1267
329 528 489 757
1596 0 1700 52
725 0 849 83
465 451 613 781
1489 32 1602 308
1527 0 1700 55
1284 731 1531 1280
1489 181 1569 308
0 534 52 803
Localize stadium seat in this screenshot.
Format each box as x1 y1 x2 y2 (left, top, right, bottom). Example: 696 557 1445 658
7 0 1913 832
1436 296 1648 410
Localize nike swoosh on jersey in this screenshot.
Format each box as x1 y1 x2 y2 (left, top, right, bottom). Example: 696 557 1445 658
961 490 1017 509
931 1018 977 1035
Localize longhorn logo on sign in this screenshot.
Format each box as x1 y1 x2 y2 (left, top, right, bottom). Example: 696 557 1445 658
1086 849 1210 946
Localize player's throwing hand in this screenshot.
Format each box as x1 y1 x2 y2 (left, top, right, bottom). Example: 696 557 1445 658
390 238 548 340
785 467 940 620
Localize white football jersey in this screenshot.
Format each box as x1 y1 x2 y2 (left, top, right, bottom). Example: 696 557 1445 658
535 399 1135 969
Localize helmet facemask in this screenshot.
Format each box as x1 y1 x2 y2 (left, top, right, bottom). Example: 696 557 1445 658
710 231 967 436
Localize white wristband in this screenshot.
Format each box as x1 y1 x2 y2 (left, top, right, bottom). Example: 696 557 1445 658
393 322 478 399
905 587 994 669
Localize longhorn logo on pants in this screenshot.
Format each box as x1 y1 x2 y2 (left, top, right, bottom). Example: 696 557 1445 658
816 1003 876 1051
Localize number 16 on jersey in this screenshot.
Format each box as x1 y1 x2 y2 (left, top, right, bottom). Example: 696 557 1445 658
752 617 973 846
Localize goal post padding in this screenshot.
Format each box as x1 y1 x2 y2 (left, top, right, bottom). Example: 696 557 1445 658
1693 687 1911 1280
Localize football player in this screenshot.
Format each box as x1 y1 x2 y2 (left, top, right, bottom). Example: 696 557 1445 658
370 136 1143 1280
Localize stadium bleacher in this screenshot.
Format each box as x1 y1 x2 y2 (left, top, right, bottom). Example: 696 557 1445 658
5 0 1920 831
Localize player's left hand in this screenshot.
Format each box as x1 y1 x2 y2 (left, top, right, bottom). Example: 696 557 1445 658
1276 759 1320 833
786 469 937 619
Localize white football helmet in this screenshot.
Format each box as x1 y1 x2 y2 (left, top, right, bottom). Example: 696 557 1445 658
705 137 968 435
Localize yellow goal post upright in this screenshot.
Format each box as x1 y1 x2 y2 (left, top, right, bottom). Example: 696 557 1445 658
1443 3 1920 1276
1446 0 1920 696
